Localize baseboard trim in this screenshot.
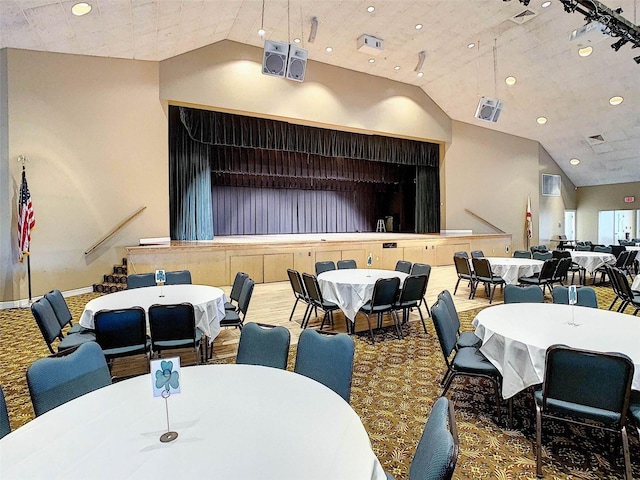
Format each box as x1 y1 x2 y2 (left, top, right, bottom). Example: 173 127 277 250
0 286 95 310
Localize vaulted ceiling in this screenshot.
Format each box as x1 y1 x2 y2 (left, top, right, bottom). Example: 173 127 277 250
1 0 639 187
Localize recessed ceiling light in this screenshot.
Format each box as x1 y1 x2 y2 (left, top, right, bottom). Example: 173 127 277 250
536 116 548 125
368 58 375 63
578 46 593 57
541 1 552 8
467 43 475 49
325 46 333 53
258 28 266 37
71 2 92 16
609 96 624 106
570 158 581 165
415 24 423 30
505 76 517 86
367 6 375 13
417 71 424 77
394 65 401 70
293 38 301 44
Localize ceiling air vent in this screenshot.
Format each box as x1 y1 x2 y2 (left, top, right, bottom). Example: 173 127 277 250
509 9 538 25
586 134 605 145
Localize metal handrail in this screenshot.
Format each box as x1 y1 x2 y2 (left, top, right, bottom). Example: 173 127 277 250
464 209 506 234
84 206 146 255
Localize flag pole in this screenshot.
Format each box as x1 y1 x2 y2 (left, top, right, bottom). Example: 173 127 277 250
27 253 32 304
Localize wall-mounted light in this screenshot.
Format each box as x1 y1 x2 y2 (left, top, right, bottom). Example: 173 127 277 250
414 51 426 72
308 17 318 43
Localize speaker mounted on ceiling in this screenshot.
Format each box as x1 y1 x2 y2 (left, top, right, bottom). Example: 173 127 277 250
286 45 308 82
262 40 289 78
474 96 503 122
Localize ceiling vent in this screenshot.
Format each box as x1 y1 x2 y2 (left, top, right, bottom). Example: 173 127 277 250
509 9 538 25
586 134 605 145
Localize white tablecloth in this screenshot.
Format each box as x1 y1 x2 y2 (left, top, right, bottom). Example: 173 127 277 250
318 269 408 321
473 303 640 398
570 251 616 274
79 285 227 340
632 275 640 292
625 246 640 251
0 364 386 480
486 257 543 285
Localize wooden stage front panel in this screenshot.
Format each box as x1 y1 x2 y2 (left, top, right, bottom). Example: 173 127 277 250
126 232 512 286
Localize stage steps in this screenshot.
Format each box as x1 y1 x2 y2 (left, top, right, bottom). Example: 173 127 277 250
93 258 128 293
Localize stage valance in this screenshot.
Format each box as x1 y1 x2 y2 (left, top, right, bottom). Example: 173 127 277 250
179 107 438 167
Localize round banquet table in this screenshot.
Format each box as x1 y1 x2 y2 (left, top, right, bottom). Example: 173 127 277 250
473 303 640 399
0 364 386 480
79 285 227 341
569 250 616 274
485 257 543 285
318 268 409 321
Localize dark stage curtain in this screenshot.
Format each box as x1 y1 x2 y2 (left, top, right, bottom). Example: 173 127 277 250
170 106 441 239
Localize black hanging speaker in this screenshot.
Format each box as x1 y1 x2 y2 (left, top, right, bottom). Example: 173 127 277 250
286 45 308 82
262 40 289 78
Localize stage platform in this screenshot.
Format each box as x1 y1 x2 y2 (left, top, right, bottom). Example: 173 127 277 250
127 232 512 286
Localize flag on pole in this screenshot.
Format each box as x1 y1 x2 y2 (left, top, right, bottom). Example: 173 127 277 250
18 168 35 262
526 195 533 239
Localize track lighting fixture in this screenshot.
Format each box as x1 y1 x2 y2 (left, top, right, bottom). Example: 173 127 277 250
308 17 318 43
414 51 426 72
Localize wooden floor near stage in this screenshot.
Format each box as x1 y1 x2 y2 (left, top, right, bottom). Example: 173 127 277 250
128 231 513 287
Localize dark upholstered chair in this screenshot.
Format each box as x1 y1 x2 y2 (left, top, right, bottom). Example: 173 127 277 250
31 297 96 354
470 250 484 258
287 269 311 322
94 307 150 370
503 284 544 304
431 298 503 424
395 260 412 274
220 277 254 329
535 345 634 479
518 258 558 295
315 261 336 275
236 323 290 370
225 272 249 311
44 289 86 334
337 259 357 269
165 270 192 285
26 342 111 417
552 286 598 308
471 258 505 304
294 329 355 403
301 273 341 331
359 277 401 343
513 250 532 259
453 255 475 299
411 263 432 318
148 303 203 365
394 274 429 334
126 272 155 289
437 290 481 349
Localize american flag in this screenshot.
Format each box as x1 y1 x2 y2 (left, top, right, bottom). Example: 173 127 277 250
18 168 35 262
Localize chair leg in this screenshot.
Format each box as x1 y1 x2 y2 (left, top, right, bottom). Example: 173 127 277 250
364 313 375 345
288 298 300 322
442 370 456 395
453 278 461 295
417 305 427 335
621 426 632 480
535 406 543 478
392 310 403 340
488 284 495 304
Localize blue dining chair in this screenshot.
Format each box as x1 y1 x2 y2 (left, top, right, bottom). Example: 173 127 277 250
236 322 290 370
0 385 11 439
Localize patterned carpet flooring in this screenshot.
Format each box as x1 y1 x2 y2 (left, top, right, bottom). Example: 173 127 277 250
1 287 639 479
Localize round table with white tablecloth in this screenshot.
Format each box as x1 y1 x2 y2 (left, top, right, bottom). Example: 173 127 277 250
0 364 386 480
79 285 227 341
473 303 640 399
570 250 616 275
318 268 408 322
485 257 543 285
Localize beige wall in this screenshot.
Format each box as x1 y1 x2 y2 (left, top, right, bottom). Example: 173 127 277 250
2 49 167 303
443 121 540 252
576 182 640 242
1 49 11 301
538 145 577 248
1 40 570 303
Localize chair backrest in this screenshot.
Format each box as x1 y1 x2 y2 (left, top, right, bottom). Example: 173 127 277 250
301 273 323 306
398 275 428 305
165 270 192 285
294 329 354 403
26 342 112 417
513 250 532 259
337 259 357 269
395 260 412 274
611 267 634 300
287 269 307 300
0 385 10 439
409 397 459 480
453 255 472 277
538 258 559 280
31 297 63 353
531 245 549 253
504 285 544 304
369 277 401 309
606 265 622 297
94 307 147 351
533 251 553 261
552 250 570 259
593 245 612 253
126 273 155 289
470 250 484 258
552 257 572 280
541 344 633 426
44 289 73 329
453 251 468 259
551 286 598 308
430 299 458 360
148 303 196 347
437 290 461 333
471 257 493 279
575 244 592 251
229 272 249 303
237 277 255 316
411 263 431 278
615 250 631 268
236 323 290 370
315 261 336 275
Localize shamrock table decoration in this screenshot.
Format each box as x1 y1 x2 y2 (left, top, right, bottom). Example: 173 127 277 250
151 357 181 443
